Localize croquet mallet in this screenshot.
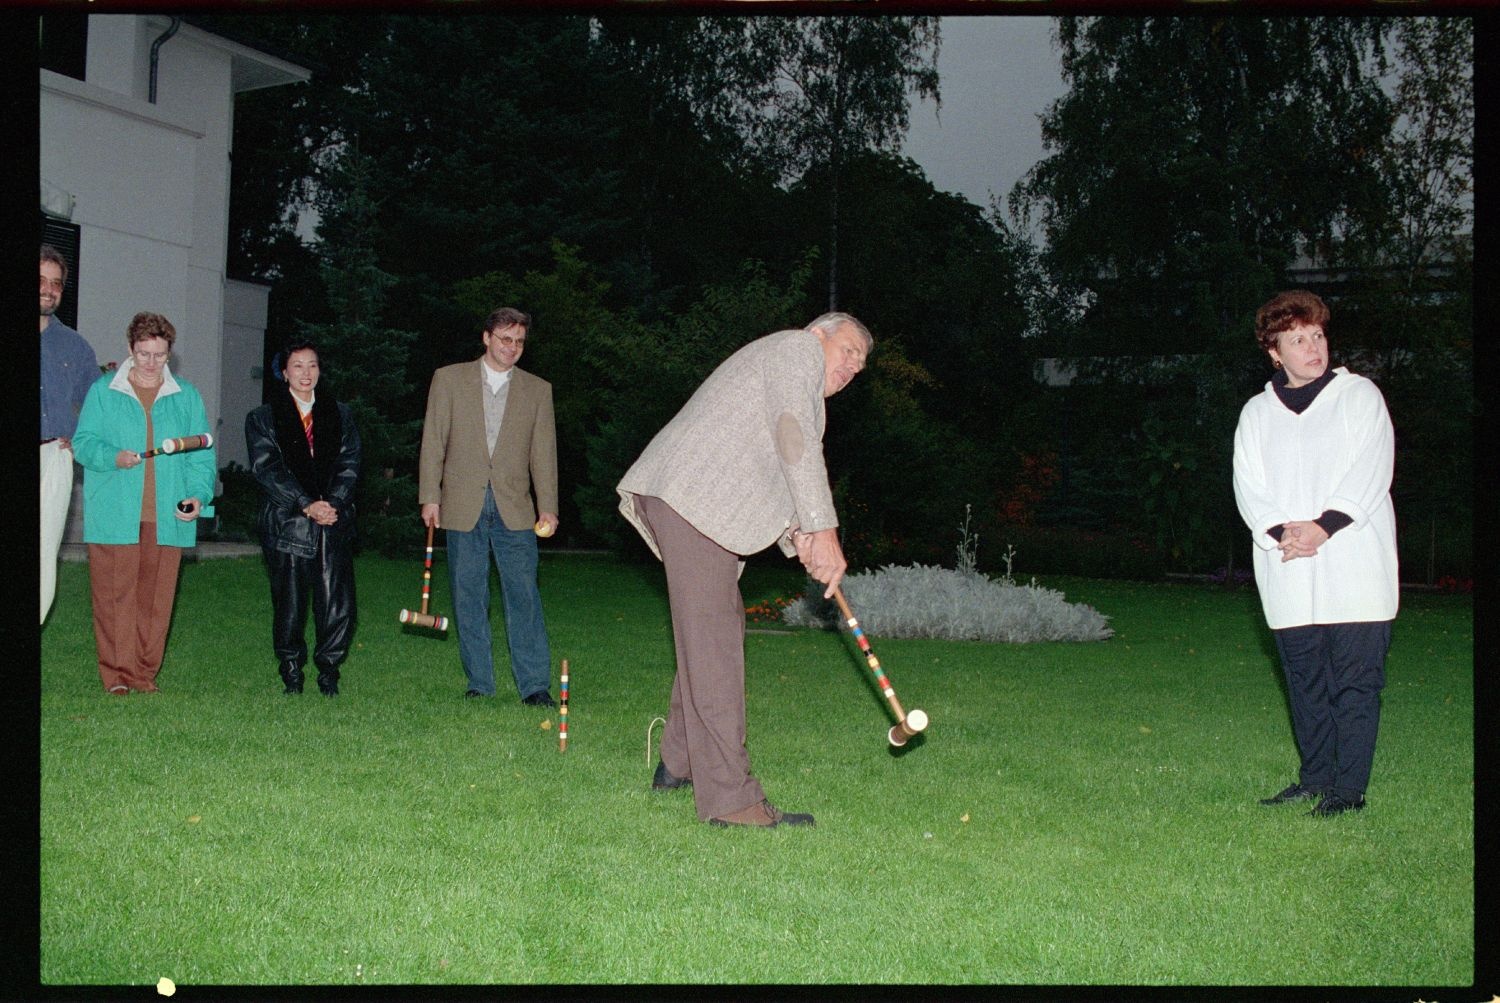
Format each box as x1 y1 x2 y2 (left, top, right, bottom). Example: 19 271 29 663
832 585 929 747
398 523 449 632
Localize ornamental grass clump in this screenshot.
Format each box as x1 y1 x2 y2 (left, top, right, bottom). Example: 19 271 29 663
782 563 1113 642
783 507 1113 643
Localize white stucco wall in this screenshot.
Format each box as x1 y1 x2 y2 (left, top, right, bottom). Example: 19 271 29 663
39 70 201 366
41 14 308 541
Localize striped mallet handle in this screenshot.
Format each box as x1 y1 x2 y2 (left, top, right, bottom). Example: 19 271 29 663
398 524 449 631
832 586 929 747
139 433 213 459
559 659 569 752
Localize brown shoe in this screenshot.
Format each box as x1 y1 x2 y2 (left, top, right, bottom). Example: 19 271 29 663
708 799 814 829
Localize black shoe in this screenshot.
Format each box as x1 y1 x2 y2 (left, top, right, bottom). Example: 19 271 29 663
463 689 488 699
1259 783 1321 806
651 761 691 790
1309 793 1365 816
708 799 815 828
279 663 305 695
521 691 556 708
317 672 339 697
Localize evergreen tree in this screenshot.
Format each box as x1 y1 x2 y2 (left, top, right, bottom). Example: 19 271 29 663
1010 16 1397 570
723 17 942 310
1014 16 1393 358
295 151 421 556
1336 18 1474 582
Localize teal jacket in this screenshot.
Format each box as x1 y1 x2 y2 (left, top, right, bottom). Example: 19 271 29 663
73 361 218 547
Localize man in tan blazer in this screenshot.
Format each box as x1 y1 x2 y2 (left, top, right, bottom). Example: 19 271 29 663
419 307 559 703
618 312 872 828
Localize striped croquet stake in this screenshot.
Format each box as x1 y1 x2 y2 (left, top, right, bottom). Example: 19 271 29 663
139 432 213 459
559 659 569 752
398 524 449 632
831 586 929 747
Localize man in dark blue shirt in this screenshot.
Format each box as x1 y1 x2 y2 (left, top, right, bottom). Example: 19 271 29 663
40 243 98 624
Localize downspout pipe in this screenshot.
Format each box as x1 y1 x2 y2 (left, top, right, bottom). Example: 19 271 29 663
148 17 182 104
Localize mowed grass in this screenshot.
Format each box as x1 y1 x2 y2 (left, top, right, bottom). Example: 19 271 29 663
39 552 1474 988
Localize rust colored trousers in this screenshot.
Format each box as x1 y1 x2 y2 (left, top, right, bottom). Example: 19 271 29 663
88 524 183 692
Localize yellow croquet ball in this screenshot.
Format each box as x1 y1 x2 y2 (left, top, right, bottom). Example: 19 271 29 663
534 520 554 538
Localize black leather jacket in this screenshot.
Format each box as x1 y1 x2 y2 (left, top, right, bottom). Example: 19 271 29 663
245 390 360 558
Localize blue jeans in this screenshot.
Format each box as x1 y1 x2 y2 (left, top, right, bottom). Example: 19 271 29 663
445 487 552 698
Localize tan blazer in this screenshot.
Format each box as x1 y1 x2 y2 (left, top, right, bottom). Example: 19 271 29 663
617 328 838 559
419 361 558 533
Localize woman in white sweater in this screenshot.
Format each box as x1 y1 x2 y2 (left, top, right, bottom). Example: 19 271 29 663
1232 290 1399 817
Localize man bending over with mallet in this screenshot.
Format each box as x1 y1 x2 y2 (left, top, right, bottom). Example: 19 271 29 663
617 312 871 829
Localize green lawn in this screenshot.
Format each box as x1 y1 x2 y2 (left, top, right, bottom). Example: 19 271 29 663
38 552 1474 989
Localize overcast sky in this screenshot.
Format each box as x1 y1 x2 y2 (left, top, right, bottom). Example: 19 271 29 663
902 17 1067 216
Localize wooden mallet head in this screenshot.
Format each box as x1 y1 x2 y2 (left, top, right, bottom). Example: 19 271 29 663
888 708 928 747
139 432 214 459
399 523 449 633
399 608 449 632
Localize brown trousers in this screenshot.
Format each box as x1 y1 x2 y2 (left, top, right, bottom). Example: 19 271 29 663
88 524 183 692
634 494 766 820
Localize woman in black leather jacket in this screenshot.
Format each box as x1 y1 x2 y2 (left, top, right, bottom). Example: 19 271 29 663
245 340 361 695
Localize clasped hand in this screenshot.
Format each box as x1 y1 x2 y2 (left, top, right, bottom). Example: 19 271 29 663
1277 520 1328 563
304 500 339 526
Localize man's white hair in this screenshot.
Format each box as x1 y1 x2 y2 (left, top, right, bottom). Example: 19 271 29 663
806 312 873 350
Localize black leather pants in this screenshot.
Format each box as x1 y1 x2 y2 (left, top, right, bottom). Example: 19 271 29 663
264 530 356 681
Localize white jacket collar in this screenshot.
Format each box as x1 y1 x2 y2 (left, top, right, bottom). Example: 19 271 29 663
108 357 182 396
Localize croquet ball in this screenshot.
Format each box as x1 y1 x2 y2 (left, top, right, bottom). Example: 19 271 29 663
534 520 554 538
177 500 193 514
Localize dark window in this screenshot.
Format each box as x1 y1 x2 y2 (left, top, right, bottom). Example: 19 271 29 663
40 218 81 331
40 14 88 83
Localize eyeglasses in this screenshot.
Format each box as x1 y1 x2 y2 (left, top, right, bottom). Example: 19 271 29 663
133 350 169 363
491 335 526 348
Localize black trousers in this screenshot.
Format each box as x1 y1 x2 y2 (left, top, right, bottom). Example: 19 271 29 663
1272 620 1391 800
264 530 356 677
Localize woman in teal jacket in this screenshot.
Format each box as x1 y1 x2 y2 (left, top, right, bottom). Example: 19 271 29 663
72 312 216 694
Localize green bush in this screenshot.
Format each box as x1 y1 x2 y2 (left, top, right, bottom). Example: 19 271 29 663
208 462 259 543
351 469 421 557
